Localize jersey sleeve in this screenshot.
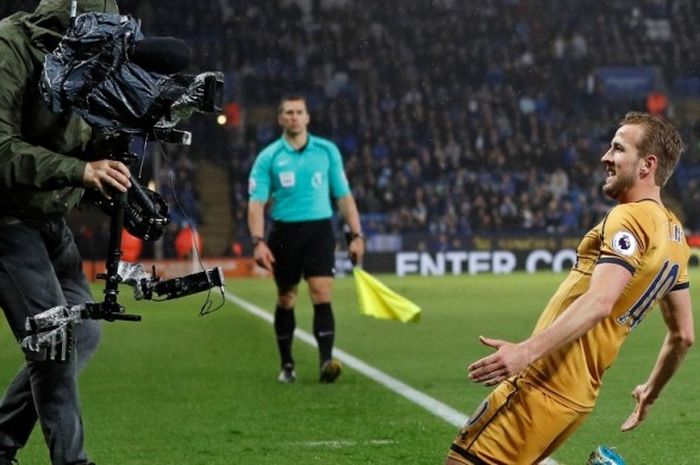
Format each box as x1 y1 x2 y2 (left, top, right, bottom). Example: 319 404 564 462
327 143 351 198
248 151 271 202
671 262 690 291
671 239 691 291
598 205 648 274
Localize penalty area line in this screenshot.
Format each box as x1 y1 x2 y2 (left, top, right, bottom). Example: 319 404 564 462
224 290 468 428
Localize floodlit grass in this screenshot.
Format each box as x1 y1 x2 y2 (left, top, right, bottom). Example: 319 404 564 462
1 270 698 464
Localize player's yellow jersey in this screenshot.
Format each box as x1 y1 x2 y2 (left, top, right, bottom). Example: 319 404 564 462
524 199 690 411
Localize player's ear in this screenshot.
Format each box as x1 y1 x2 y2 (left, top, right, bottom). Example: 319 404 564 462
641 154 657 175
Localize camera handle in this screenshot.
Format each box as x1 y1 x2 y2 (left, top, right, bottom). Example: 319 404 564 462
89 136 143 322
88 188 142 322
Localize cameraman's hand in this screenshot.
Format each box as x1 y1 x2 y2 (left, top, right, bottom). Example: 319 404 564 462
253 241 275 272
82 160 132 199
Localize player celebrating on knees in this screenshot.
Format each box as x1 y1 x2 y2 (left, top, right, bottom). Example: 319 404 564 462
446 112 694 465
247 95 364 384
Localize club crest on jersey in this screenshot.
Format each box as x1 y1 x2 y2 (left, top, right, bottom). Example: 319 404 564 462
612 230 637 256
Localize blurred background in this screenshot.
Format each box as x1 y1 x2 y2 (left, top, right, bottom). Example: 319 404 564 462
3 0 700 264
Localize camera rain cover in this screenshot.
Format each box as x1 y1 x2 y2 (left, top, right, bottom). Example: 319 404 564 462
40 12 187 132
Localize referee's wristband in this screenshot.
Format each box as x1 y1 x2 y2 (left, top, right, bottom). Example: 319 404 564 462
349 232 364 241
251 236 265 246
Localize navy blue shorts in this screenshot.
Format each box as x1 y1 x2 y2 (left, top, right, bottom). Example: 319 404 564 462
268 219 336 289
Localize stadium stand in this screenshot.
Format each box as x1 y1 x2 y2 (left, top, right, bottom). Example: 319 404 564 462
3 0 700 255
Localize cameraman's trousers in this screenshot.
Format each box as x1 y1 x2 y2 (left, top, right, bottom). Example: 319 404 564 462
0 219 101 465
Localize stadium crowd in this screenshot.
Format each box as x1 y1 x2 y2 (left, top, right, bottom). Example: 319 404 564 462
217 0 700 242
3 0 700 254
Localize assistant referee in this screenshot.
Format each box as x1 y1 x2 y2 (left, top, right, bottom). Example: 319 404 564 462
247 95 364 384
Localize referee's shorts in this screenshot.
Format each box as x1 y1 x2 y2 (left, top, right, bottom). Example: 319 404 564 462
268 219 336 289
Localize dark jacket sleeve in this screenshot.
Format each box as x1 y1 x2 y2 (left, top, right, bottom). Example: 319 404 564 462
0 35 86 191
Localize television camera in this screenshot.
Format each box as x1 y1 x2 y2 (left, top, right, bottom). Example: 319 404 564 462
22 8 226 357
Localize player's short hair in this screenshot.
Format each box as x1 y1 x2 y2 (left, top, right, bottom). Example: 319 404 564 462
619 111 685 186
278 95 307 114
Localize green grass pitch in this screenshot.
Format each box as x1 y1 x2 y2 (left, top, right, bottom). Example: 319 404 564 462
1 270 698 464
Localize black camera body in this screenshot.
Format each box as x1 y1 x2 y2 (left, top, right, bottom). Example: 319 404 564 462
31 11 226 328
88 132 170 241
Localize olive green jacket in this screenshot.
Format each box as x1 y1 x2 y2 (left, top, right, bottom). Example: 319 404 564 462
0 0 118 220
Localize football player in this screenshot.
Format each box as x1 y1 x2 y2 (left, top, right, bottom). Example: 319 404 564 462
446 112 694 465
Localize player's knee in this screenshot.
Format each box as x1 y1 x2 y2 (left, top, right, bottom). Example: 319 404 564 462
277 288 298 308
308 279 332 303
309 288 331 303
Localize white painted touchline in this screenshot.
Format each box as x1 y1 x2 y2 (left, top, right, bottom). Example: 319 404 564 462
293 439 397 448
225 290 561 465
224 290 469 428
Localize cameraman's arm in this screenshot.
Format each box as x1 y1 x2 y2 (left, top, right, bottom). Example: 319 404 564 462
0 41 85 190
0 41 130 195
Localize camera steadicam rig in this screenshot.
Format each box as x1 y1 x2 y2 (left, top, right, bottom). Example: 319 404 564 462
21 11 226 358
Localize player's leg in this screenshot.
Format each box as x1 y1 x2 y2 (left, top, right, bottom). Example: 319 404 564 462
447 377 585 465
307 276 336 366
445 458 484 465
268 221 303 382
536 407 589 463
274 284 299 382
301 220 339 382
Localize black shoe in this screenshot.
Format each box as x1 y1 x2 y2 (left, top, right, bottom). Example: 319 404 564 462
277 363 296 383
319 359 342 383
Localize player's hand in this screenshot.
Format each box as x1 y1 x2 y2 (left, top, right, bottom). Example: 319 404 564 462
253 241 275 272
467 336 531 386
621 384 654 432
82 160 131 199
348 236 365 266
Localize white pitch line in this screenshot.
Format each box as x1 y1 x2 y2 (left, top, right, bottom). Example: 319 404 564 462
224 290 469 428
226 290 561 465
293 439 397 448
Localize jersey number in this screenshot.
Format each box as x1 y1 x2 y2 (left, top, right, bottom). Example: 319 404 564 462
617 260 679 329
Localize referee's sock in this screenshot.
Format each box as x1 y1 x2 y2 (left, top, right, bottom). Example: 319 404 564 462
274 305 295 367
313 302 335 364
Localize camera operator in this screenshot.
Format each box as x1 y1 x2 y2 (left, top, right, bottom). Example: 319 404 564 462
0 1 130 465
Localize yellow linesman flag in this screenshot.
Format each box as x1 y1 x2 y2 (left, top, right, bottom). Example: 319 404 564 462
353 268 421 323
